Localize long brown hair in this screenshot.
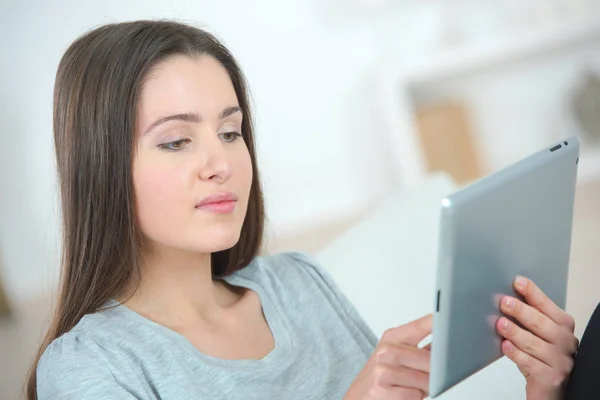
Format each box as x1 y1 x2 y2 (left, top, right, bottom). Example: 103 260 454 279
26 20 265 399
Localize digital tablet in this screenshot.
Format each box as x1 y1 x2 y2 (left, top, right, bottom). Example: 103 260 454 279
429 136 580 398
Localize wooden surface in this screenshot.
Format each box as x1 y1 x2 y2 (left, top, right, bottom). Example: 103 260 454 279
416 101 482 185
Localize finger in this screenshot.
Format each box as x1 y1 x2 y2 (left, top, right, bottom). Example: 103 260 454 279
497 317 571 372
513 276 575 330
374 344 431 373
382 314 433 346
387 387 426 400
374 364 429 394
501 339 570 388
500 296 566 346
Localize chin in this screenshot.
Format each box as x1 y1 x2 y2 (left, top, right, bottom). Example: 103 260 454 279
192 226 242 253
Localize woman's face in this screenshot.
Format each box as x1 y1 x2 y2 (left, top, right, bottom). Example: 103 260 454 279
133 55 252 255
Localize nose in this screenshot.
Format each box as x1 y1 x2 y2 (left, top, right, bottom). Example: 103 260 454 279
196 134 232 183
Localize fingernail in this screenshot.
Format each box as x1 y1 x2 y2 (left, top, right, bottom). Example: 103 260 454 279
503 340 513 352
502 318 509 331
515 276 527 289
504 297 515 309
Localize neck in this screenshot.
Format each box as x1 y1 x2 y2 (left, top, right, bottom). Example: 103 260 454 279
123 244 240 326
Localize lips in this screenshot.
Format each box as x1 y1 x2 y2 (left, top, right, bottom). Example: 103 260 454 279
195 192 238 214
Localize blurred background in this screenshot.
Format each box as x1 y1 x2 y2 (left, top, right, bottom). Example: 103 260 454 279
1 0 599 398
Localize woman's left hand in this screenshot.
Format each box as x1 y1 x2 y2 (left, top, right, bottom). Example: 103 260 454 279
496 276 579 400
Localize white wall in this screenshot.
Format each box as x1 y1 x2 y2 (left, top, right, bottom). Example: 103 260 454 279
1 0 598 306
0 0 399 303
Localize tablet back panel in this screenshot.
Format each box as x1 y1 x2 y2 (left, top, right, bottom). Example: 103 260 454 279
429 137 579 397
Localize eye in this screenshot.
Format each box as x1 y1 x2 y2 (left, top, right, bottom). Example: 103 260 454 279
158 138 190 151
220 132 242 143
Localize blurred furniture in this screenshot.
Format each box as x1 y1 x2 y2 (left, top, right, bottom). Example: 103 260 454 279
415 101 482 185
0 293 52 399
572 70 600 143
0 281 11 318
0 259 11 318
373 13 600 190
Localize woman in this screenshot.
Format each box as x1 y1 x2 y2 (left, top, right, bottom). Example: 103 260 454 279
27 20 578 399
566 303 600 398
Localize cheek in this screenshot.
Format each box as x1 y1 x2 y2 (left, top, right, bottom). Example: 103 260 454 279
234 147 253 200
134 163 188 236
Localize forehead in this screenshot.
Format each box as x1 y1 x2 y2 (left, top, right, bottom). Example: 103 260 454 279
137 55 238 129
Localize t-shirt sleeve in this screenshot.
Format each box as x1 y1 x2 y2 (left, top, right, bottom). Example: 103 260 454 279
37 332 142 399
285 251 379 352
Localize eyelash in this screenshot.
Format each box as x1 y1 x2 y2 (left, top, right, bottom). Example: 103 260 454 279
220 131 243 143
158 132 243 151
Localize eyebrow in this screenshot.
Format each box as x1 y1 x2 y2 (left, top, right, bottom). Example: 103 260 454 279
142 106 242 135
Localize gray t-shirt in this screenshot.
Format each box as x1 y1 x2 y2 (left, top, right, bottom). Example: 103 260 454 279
37 251 378 399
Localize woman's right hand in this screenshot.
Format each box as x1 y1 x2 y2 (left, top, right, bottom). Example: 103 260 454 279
344 314 433 400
